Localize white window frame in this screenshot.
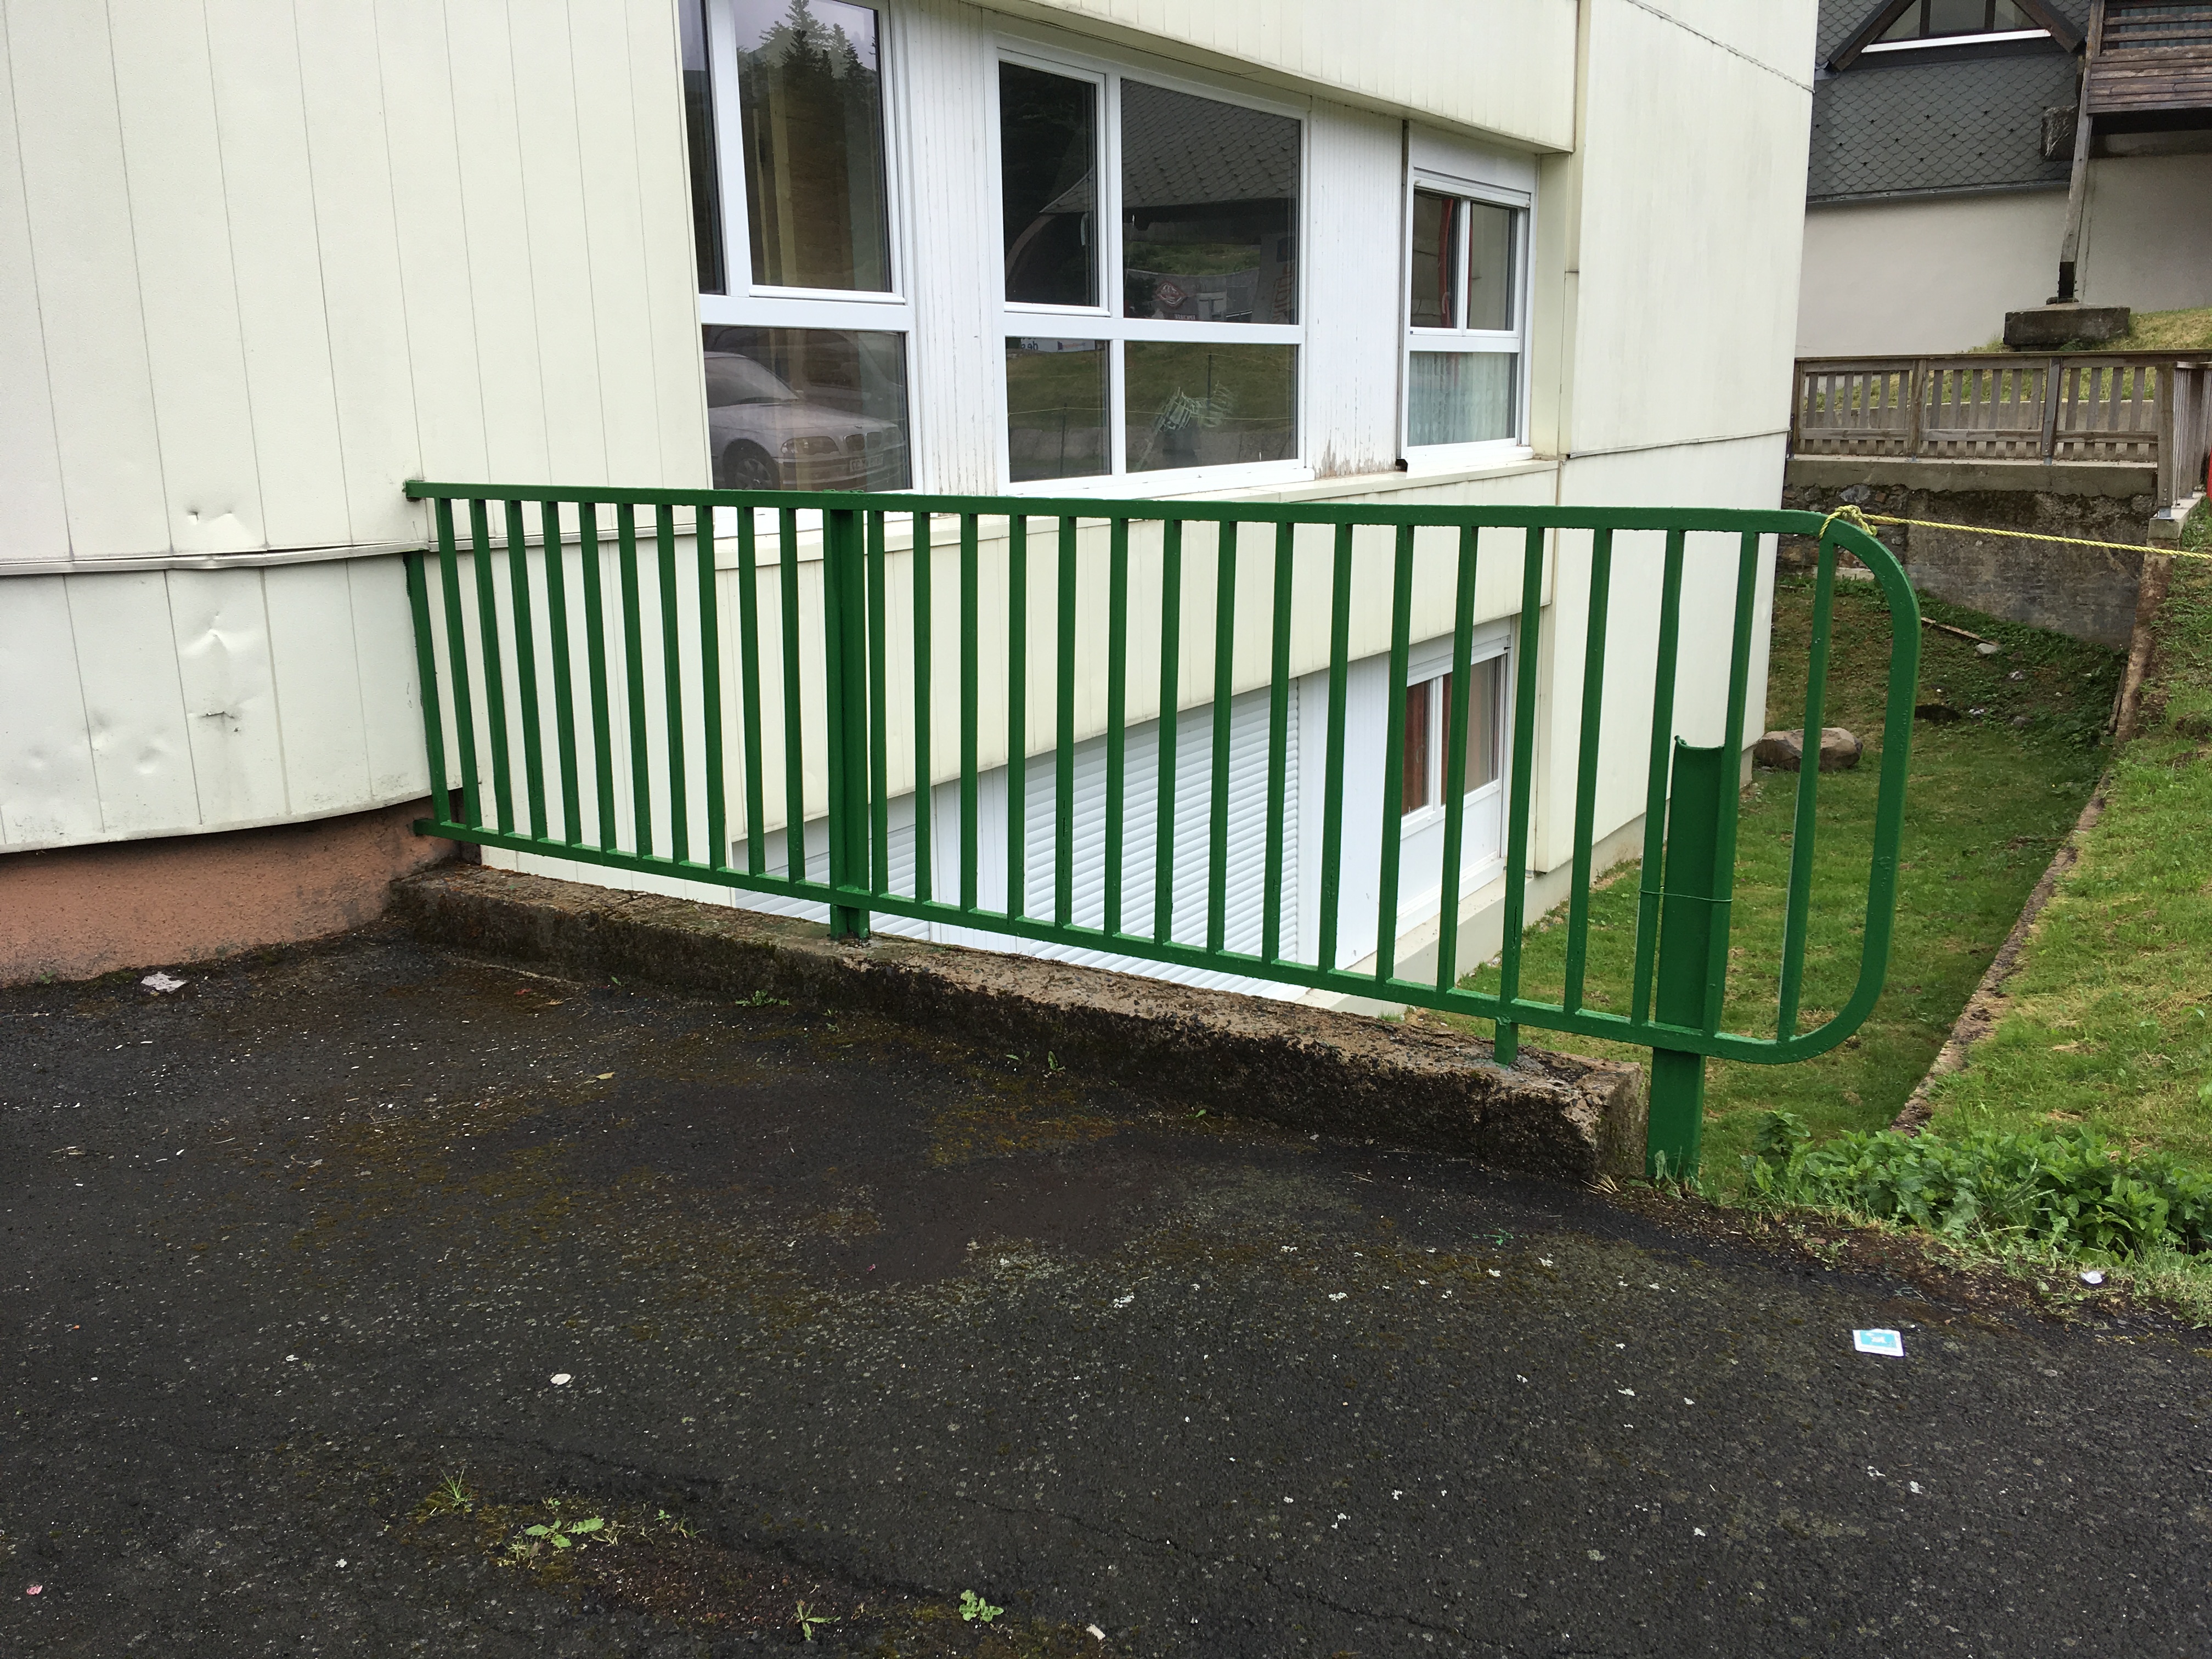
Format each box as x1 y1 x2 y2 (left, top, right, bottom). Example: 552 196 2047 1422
1398 628 1510 834
696 0 922 481
1400 169 1532 473
986 33 1313 498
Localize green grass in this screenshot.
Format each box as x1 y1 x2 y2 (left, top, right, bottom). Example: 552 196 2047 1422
1971 303 2212 354
1923 556 2212 1162
1447 574 2121 1175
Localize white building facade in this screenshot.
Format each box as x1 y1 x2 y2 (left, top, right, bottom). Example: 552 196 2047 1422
0 0 1816 988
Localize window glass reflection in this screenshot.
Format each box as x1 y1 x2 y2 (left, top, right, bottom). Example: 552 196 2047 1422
703 325 909 490
1409 190 1459 330
1125 342 1295 472
1121 82 1298 324
681 0 725 294
1006 338 1109 482
1000 64 1097 307
1408 352 1516 447
1465 200 1515 332
733 0 891 292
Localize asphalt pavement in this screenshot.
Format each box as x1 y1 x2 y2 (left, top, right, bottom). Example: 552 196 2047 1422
5 932 2208 1656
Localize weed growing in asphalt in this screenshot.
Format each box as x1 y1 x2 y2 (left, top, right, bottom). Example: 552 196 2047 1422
426 1472 475 1515
656 1507 697 1538
505 1500 610 1562
795 1599 837 1640
738 989 790 1007
959 1589 1005 1623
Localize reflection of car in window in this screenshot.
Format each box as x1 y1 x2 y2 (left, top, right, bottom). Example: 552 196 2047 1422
704 351 906 491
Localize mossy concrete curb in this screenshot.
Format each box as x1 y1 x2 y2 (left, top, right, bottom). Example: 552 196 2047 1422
391 865 1647 1184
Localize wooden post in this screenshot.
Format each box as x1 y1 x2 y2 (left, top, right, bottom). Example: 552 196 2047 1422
1906 358 1926 457
2157 357 2176 513
2056 0 2104 301
2040 356 2063 459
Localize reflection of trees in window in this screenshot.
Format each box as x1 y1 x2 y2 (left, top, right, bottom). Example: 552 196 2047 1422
1120 82 1298 324
1000 65 1096 307
736 0 890 291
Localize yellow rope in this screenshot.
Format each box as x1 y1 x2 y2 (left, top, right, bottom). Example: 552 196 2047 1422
1815 501 2210 561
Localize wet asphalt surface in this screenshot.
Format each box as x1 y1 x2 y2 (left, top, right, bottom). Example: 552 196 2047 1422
5 933 2210 1657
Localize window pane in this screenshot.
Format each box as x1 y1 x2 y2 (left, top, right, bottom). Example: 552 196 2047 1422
1927 0 1985 33
1408 352 1517 447
702 325 909 490
1006 338 1109 482
681 0 725 294
1000 64 1097 307
1125 342 1296 472
1879 3 1923 40
1465 201 1515 332
733 0 890 291
1401 681 1432 814
1443 658 1502 792
1121 82 1299 324
1991 0 2029 27
1409 190 1460 329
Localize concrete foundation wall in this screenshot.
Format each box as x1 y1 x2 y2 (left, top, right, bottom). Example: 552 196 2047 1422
0 798 456 986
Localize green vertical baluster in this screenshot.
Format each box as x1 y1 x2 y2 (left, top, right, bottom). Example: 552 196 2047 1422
821 506 870 936
617 504 652 857
469 499 514 835
433 500 481 828
697 506 727 872
1104 517 1129 938
1562 528 1615 1014
579 503 616 850
1316 524 1353 976
656 505 688 865
1629 531 1689 1025
1776 538 1838 1040
736 509 768 876
1006 515 1028 921
1206 521 1237 953
867 510 889 891
1649 739 1726 1181
1153 520 1183 945
1054 516 1077 930
960 514 979 911
1703 532 1763 1029
540 500 580 847
1373 526 1415 987
1262 522 1294 964
911 511 932 905
505 500 546 840
404 549 454 828
1433 524 1479 993
1493 527 1548 1064
778 508 808 885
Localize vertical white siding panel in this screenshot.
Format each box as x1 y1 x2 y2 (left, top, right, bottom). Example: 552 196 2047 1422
624 0 710 486
0 576 99 845
168 566 291 826
441 0 552 483
4 0 168 560
107 0 266 557
1303 98 1402 478
294 0 425 549
377 0 490 483
509 3 611 484
202 0 350 549
568 0 665 484
348 555 431 802
0 17 72 567
67 572 200 832
263 560 374 816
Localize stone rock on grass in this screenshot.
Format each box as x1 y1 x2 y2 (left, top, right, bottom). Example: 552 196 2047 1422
1753 726 1863 772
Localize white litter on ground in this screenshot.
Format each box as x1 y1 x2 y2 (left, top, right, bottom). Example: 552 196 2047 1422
1852 1328 1905 1356
2080 1269 2106 1286
550 1373 573 1386
140 972 187 994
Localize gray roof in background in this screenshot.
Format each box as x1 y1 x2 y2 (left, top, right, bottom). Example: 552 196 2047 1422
1809 0 2086 201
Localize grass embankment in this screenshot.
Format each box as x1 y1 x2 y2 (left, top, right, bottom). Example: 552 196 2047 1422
1923 553 2212 1160
1972 303 2212 354
1446 574 2121 1175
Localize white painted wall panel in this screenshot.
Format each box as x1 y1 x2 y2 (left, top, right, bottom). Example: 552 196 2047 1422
264 560 373 816
5 0 169 561
0 14 71 569
67 572 200 834
169 567 291 827
625 0 715 487
1304 98 1404 478
347 556 430 805
0 577 99 844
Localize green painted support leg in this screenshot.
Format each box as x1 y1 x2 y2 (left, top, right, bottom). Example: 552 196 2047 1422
1646 740 1732 1182
822 508 872 943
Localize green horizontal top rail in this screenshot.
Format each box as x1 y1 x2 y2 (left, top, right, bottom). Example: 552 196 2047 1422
402 480 1920 1178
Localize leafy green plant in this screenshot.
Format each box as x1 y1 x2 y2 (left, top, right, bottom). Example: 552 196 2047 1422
656 1507 697 1539
422 1471 475 1516
505 1499 609 1561
959 1589 1005 1624
1742 1110 2212 1258
739 989 789 1007
796 1599 838 1641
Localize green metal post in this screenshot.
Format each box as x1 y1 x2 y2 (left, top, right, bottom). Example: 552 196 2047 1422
1647 738 1731 1181
822 507 871 939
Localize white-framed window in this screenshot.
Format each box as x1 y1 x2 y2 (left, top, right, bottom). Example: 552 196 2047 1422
991 41 1307 493
1401 174 1528 468
1397 651 1505 824
687 0 916 491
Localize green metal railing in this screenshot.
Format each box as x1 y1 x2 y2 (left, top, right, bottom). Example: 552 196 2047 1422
402 482 1920 1177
